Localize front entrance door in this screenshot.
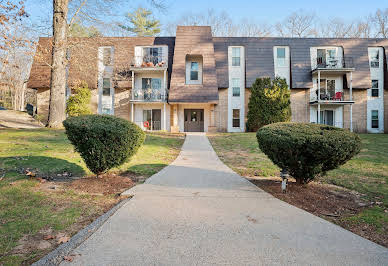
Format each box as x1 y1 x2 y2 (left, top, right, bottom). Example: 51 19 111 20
184 109 204 132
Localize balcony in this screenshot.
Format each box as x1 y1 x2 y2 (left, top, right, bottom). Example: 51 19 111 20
130 55 168 70
311 56 354 74
131 87 167 102
310 91 354 105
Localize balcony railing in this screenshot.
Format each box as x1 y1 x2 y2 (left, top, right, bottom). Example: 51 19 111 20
310 91 354 102
131 88 167 102
131 55 168 68
312 56 353 70
134 120 162 131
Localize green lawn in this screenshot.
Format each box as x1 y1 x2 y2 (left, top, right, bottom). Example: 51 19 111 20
208 132 388 233
0 129 184 265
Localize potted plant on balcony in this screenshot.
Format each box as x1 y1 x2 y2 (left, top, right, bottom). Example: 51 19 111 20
141 62 147 68
146 62 154 67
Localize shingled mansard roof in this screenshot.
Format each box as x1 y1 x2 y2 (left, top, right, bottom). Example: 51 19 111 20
28 26 388 93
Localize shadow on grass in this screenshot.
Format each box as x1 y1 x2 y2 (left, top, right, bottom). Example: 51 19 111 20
0 156 85 178
124 163 169 177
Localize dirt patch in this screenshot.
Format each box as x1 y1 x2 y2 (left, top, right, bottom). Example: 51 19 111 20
249 177 387 248
9 174 136 264
65 173 136 196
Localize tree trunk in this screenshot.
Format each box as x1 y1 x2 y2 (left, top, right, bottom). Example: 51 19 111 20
47 0 69 128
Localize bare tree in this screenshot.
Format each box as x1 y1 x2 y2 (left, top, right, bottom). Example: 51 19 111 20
237 20 272 37
165 9 234 36
47 0 69 128
370 8 388 37
276 10 318 37
46 0 165 127
166 9 272 37
0 0 31 110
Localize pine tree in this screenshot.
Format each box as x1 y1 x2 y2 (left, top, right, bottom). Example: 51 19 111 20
119 7 161 37
246 77 291 132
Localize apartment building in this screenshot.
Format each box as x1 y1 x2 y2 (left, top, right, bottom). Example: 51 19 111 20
28 26 388 133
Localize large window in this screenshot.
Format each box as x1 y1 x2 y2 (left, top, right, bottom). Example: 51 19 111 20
371 80 379 97
232 47 241 66
370 49 379 68
232 109 240 128
276 47 286 67
102 78 110 96
232 78 240 97
103 48 112 66
141 78 162 100
371 110 379 128
143 47 162 65
190 62 199 80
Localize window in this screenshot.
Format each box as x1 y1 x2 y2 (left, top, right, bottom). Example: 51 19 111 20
327 80 335 98
232 109 240 128
103 48 111 66
232 78 240 97
327 49 336 60
371 110 379 128
102 78 110 96
371 80 379 97
190 62 199 80
370 49 379 68
143 47 162 65
232 47 240 66
276 47 286 67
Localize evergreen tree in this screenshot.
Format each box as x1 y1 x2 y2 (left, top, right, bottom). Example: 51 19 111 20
69 22 102 37
246 77 291 132
119 7 161 36
66 81 92 117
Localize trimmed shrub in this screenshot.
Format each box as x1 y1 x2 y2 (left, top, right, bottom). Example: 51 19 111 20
66 81 92 117
247 77 291 132
256 122 361 184
63 115 145 176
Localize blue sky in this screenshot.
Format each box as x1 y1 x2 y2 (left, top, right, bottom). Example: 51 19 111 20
24 0 387 35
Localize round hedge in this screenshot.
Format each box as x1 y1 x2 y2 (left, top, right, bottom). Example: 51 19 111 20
256 122 361 184
63 115 145 176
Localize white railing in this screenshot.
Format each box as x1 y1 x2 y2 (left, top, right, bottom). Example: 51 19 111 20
132 55 168 68
311 56 353 70
134 120 162 131
131 88 167 102
310 91 346 102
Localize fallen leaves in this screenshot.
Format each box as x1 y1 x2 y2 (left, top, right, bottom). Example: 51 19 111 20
57 235 70 244
43 235 55 240
63 255 74 262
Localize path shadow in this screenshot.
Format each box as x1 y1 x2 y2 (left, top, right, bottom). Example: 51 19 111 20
0 156 85 179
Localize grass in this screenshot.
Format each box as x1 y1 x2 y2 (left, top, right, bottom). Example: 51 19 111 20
208 132 388 241
0 129 184 264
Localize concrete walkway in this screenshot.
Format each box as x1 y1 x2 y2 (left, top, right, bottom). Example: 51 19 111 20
64 133 388 265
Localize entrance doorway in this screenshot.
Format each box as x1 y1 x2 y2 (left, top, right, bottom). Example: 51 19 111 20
319 110 334 126
184 109 204 132
143 109 161 130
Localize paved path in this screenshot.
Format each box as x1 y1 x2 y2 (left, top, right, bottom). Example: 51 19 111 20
64 133 388 265
0 110 42 129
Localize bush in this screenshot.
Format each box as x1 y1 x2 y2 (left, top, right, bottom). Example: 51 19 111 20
63 115 145 176
66 81 92 117
247 77 291 132
256 122 361 184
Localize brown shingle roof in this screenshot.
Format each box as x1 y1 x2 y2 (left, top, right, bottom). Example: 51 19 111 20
168 26 219 103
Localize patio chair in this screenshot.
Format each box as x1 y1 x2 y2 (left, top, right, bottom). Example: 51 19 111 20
333 92 342 101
